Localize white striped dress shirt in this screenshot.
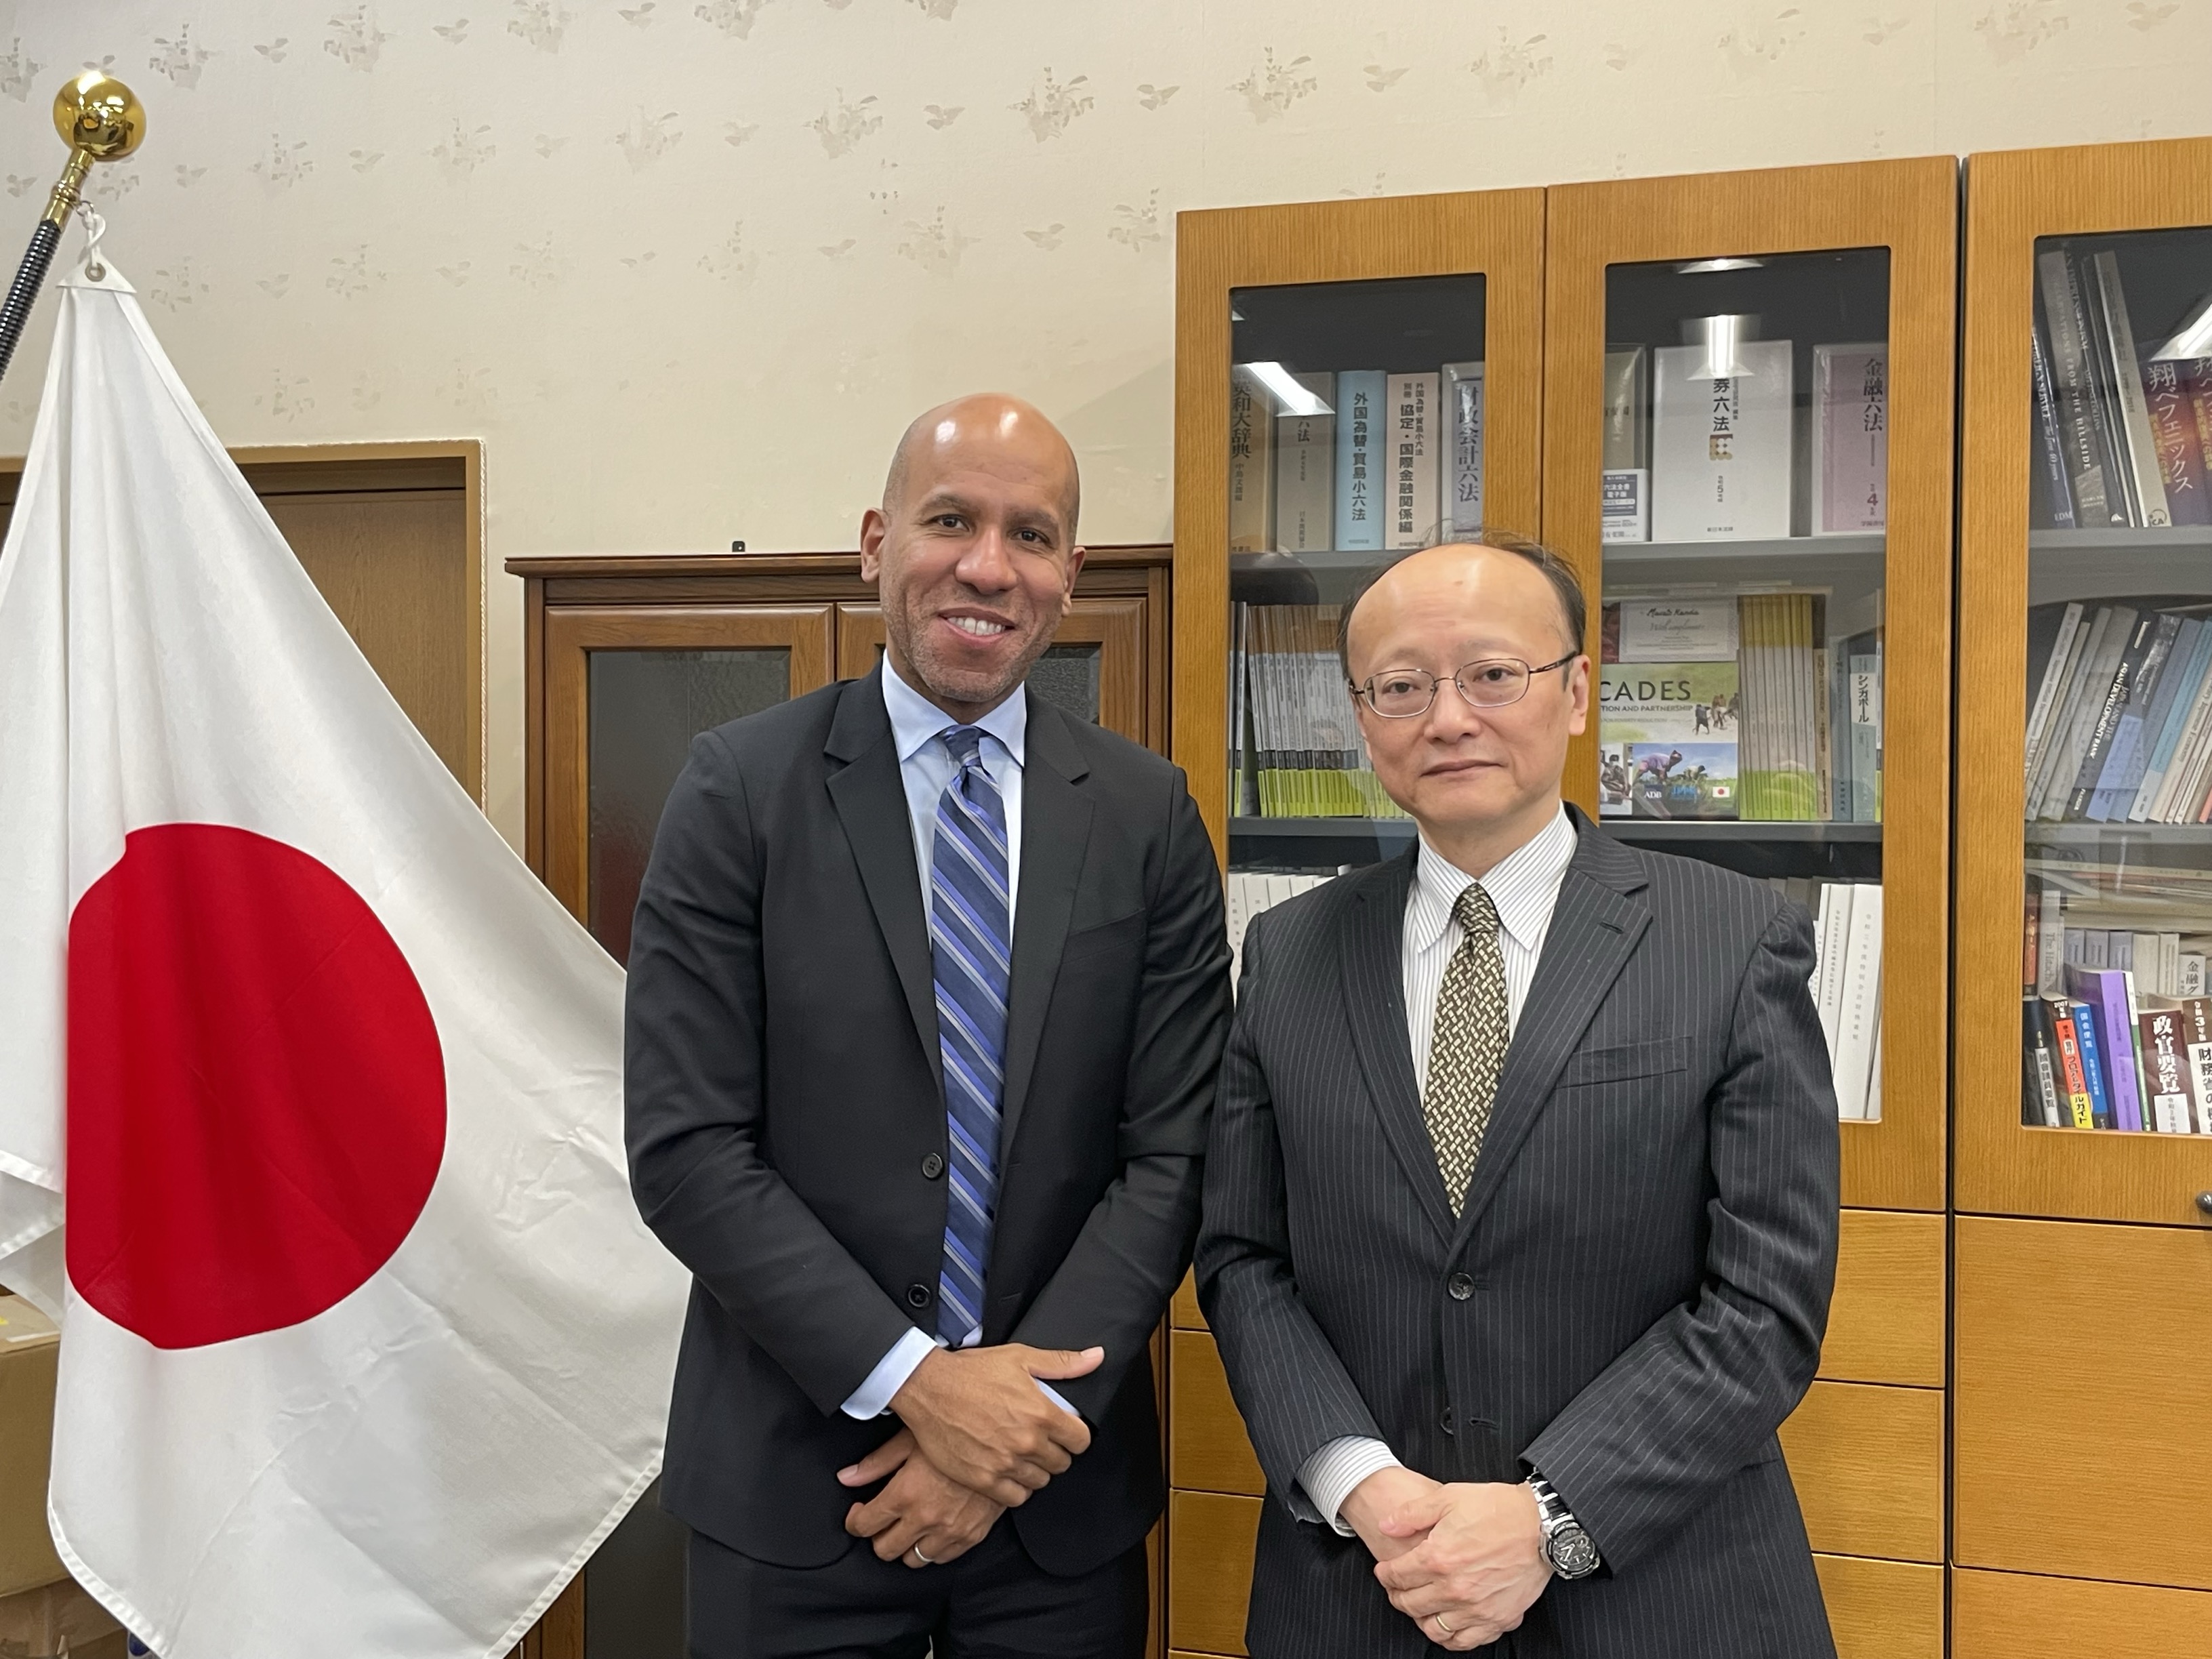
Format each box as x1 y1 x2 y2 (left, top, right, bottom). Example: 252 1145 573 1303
1297 804 1579 1532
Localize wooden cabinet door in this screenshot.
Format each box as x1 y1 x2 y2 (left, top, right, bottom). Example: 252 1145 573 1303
834 597 1152 750
542 605 834 954
1954 1214 2212 1590
1954 138 2212 1227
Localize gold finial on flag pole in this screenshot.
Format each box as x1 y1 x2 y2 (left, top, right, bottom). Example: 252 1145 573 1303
45 73 147 228
0 72 147 385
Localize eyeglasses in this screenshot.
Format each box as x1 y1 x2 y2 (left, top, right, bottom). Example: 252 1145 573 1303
1349 653 1578 719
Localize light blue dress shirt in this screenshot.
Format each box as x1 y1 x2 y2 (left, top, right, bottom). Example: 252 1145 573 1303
839 657 1071 1420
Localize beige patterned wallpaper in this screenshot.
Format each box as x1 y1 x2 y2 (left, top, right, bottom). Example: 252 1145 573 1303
2 0 2207 842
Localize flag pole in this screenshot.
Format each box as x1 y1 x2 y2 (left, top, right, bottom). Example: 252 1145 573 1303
0 71 145 387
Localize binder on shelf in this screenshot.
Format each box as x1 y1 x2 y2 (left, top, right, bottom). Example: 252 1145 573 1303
1272 371 1336 554
1333 369 1388 552
1387 371 1439 549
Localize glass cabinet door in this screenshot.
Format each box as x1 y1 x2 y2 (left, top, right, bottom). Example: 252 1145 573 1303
1224 273 1489 891
1547 161 1956 1216
1596 247 1891 1130
1957 140 2212 1228
543 606 836 962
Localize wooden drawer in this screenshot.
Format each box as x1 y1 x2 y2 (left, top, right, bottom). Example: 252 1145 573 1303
1955 1216 2212 1589
1954 1566 2212 1658
1172 1267 1206 1331
1170 1330 1263 1496
1820 1209 1944 1387
1167 1491 1259 1658
1778 1380 1943 1562
1814 1555 1944 1659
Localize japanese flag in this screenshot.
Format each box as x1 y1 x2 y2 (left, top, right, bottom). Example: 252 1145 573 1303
0 257 687 1656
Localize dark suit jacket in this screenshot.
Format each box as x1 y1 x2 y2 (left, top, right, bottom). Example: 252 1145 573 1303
1195 811 1840 1658
626 667 1229 1575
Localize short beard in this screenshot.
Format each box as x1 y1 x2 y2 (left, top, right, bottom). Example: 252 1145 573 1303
889 602 1058 712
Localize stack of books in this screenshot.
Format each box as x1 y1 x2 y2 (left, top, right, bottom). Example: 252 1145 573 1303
2022 870 2212 1131
2030 246 2212 531
1229 602 1407 819
1601 337 1889 544
1229 362 1486 557
1598 593 1882 823
2024 599 2212 825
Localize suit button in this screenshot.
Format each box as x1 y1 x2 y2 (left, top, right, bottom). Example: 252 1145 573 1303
921 1153 945 1179
905 1282 933 1309
1440 1406 1456 1435
1447 1272 1474 1300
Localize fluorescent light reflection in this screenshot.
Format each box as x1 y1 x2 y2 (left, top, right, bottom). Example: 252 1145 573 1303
2151 293 2212 363
1677 257 1765 274
1244 361 1332 416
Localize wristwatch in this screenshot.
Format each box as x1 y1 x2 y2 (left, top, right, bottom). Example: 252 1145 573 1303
1525 1475 1601 1579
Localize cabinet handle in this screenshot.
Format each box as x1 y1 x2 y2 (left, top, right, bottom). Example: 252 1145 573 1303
2196 1193 2212 1220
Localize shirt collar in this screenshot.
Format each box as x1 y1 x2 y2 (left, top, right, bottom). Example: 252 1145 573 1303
880 653 1029 769
1408 805 1577 956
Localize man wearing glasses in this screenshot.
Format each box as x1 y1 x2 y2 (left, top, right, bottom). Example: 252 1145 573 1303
1197 535 1840 1657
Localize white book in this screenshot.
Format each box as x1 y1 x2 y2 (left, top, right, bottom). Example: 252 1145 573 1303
1272 373 1335 554
1652 340 1795 541
2179 953 2207 997
1814 883 1852 1060
1811 343 1888 534
1601 346 1651 544
1831 884 1883 1121
1228 366 1277 553
1265 872 1298 909
2023 602 2085 790
2091 251 2172 528
1441 361 1486 537
1387 372 1440 549
1333 370 1389 552
2131 932 2161 994
2160 932 2182 998
2036 897 2067 998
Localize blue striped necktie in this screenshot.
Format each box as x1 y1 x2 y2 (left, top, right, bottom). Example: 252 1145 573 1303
928 726 1011 1346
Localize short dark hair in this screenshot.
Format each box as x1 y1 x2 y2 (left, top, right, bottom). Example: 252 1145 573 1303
1335 529 1588 681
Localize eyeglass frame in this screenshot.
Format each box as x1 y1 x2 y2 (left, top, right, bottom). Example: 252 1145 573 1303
1347 652 1580 718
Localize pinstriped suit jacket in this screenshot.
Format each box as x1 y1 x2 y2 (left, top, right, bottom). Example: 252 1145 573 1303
1195 809 1840 1658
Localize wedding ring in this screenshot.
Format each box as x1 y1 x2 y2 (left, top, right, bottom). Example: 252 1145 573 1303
910 1543 934 1565
1434 1612 1456 1635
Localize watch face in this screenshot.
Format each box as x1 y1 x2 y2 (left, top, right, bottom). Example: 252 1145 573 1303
1551 1524 1599 1578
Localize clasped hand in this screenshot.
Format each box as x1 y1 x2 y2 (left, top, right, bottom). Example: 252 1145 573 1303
1340 1469 1552 1650
838 1342 1102 1568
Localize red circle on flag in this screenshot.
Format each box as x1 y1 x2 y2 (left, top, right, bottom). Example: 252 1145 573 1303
66 824 446 1349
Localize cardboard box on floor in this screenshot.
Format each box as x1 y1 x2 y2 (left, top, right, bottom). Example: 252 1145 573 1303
0 1294 63 1599
0 1294 124 1659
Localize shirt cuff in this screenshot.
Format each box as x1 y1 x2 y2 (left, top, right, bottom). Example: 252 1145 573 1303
1298 1436 1403 1535
840 1327 1083 1420
840 1326 937 1419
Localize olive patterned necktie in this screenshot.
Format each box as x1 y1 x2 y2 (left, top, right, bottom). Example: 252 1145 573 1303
1422 882 1509 1215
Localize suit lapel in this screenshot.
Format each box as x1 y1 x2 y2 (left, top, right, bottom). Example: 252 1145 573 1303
1451 813 1650 1245
1000 694 1092 1156
824 669 940 1090
1340 848 1458 1245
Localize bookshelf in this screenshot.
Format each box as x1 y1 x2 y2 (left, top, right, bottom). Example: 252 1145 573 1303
1951 137 2212 1650
1544 159 1957 1217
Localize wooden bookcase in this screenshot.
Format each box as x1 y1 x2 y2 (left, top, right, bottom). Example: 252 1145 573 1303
1950 137 2212 1654
1168 163 1955 1659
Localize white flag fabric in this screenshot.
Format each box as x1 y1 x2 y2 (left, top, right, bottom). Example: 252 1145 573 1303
0 257 687 1658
